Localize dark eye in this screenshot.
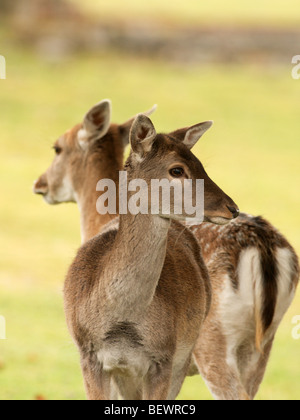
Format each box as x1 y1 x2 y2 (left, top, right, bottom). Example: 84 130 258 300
169 167 185 178
53 145 62 155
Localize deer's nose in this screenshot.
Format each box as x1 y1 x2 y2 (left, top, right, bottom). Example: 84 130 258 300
227 205 240 219
33 177 48 195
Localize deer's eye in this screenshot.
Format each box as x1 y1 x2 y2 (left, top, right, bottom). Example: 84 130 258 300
53 146 62 155
169 167 185 178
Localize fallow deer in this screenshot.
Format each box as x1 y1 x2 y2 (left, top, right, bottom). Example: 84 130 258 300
63 115 239 400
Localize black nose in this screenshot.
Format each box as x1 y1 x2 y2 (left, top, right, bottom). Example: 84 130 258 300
227 205 240 219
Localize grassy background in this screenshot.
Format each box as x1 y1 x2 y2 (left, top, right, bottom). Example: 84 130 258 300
70 0 300 28
0 1 300 400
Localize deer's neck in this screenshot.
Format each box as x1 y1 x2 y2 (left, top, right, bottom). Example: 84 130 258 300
104 212 171 317
77 186 116 244
76 134 124 243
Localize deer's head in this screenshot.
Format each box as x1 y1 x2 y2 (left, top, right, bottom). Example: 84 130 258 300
127 114 239 225
33 100 156 205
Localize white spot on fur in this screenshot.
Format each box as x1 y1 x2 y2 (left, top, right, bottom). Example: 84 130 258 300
204 243 210 253
56 176 76 203
45 175 76 205
78 128 89 150
97 347 150 378
132 152 144 163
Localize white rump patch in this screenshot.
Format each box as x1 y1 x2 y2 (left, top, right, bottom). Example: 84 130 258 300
272 248 296 328
218 248 262 369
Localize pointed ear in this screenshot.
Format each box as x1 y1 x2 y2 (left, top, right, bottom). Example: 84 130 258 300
119 104 157 148
170 121 213 150
130 114 157 158
78 100 111 148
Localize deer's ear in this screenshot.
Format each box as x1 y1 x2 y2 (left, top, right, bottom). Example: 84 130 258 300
171 121 213 150
78 100 111 148
120 105 157 148
130 114 157 158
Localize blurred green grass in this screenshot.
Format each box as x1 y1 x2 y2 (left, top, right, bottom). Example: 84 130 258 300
0 45 299 400
70 0 300 28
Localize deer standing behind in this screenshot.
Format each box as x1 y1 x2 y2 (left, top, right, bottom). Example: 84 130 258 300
63 114 239 400
34 101 299 400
